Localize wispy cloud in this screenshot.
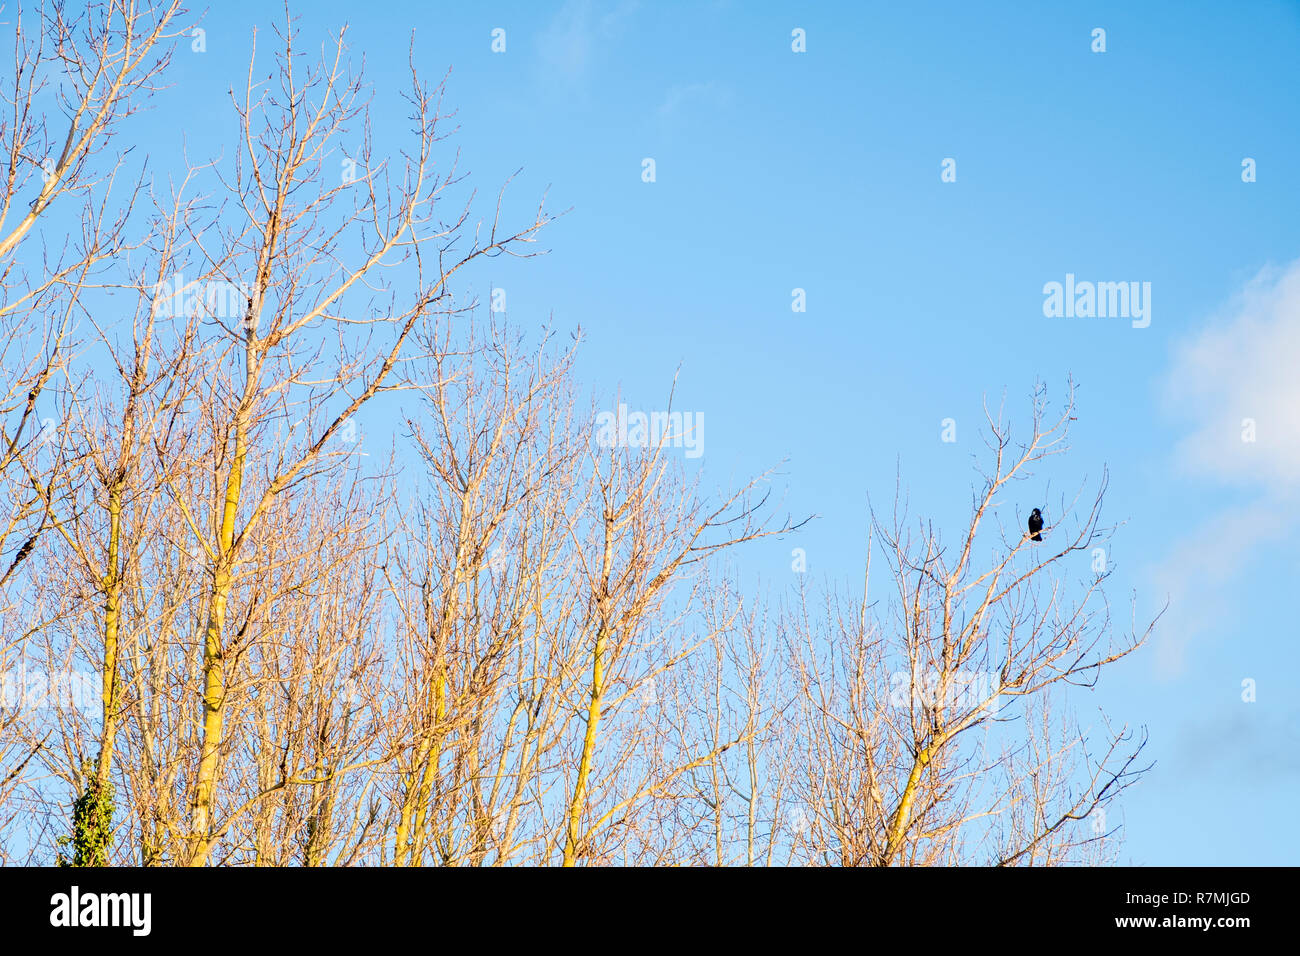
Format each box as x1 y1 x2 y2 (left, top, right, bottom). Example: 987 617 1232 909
1147 496 1289 677
1166 260 1300 489
1153 259 1300 676
657 81 733 118
1173 705 1300 781
537 0 639 86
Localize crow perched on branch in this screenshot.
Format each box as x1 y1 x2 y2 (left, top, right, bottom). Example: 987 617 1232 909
1027 508 1044 542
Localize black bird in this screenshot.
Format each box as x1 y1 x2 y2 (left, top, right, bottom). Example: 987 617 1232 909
1027 508 1044 542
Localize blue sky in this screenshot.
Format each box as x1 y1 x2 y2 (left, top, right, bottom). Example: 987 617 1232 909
136 0 1300 864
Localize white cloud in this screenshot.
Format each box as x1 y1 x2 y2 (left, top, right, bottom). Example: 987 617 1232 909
1165 259 1300 489
1153 259 1300 677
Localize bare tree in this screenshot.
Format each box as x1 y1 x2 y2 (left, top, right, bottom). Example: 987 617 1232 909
169 23 554 866
789 383 1159 866
558 391 802 866
384 316 582 866
0 0 188 862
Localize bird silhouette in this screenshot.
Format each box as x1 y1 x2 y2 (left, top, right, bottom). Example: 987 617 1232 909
1027 508 1044 542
